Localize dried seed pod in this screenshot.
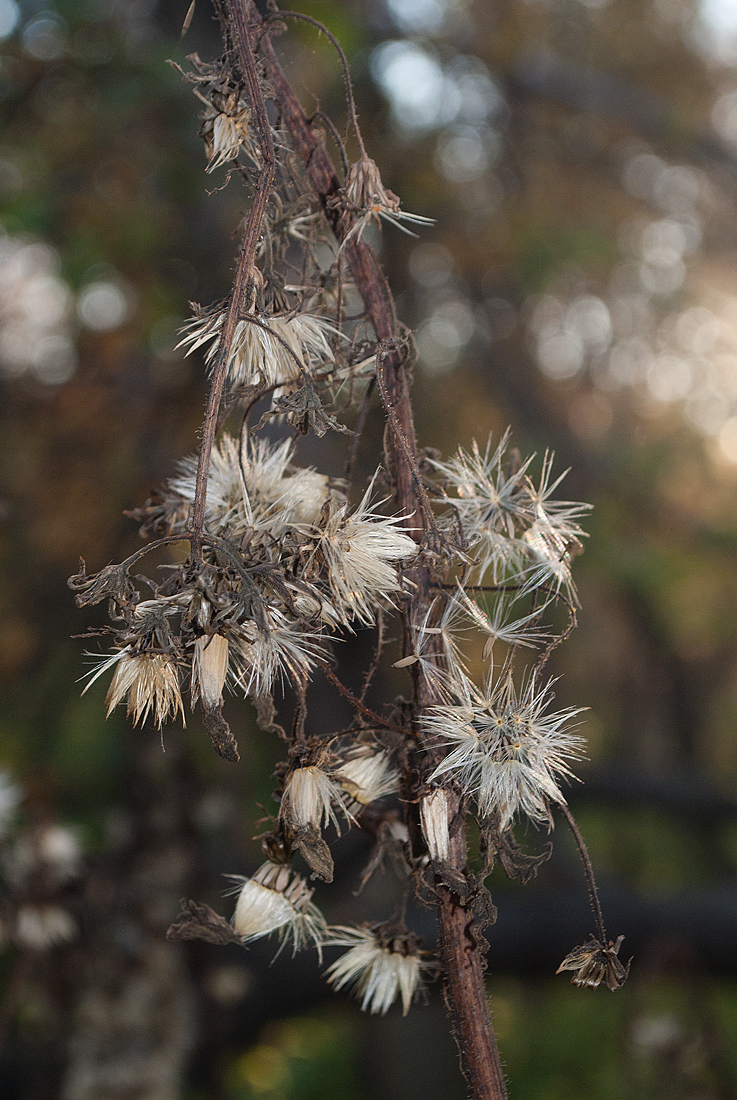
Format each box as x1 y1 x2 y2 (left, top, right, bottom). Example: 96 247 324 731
420 788 451 863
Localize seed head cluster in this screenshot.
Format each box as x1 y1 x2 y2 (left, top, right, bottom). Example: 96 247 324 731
68 25 621 1033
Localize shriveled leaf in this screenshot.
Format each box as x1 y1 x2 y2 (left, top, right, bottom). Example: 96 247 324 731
167 899 242 946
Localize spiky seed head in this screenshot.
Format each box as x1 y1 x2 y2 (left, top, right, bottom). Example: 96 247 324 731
425 671 585 830
310 477 418 625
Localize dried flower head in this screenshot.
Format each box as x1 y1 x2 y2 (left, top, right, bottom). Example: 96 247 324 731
85 649 184 729
425 670 585 830
177 306 339 389
309 478 418 625
230 861 326 957
335 743 400 811
343 156 434 242
202 104 253 171
324 925 427 1015
280 760 348 835
556 935 630 991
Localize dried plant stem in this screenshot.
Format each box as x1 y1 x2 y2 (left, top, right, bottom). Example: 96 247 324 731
559 801 607 943
254 7 508 1097
320 664 407 736
189 1 275 559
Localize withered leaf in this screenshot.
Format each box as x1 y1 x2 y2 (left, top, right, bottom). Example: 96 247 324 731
167 899 243 946
256 383 353 438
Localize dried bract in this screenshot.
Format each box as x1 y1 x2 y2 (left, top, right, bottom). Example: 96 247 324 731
556 935 630 992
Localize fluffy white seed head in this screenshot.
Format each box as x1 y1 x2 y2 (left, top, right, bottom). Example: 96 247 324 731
167 434 332 540
309 477 418 625
431 434 590 597
177 308 339 389
230 862 327 957
324 925 425 1015
425 671 585 830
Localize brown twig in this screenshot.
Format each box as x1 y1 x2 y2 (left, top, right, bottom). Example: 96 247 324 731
559 801 607 944
188 2 275 560
319 663 407 735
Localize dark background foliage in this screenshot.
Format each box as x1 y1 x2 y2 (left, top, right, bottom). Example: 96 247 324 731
3 0 737 1096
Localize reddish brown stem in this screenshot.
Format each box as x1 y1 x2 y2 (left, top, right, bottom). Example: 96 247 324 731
189 2 275 559
254 9 508 1098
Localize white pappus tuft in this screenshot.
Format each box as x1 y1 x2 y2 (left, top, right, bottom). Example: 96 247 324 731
229 861 327 958
177 307 340 389
308 475 418 626
424 670 586 830
280 762 349 834
324 925 427 1015
230 608 326 698
335 742 400 811
167 434 333 539
449 585 550 664
84 648 184 729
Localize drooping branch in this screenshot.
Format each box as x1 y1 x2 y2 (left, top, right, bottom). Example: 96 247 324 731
250 6 508 1097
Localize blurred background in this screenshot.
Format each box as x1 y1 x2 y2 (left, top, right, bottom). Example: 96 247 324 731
2 0 737 1096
